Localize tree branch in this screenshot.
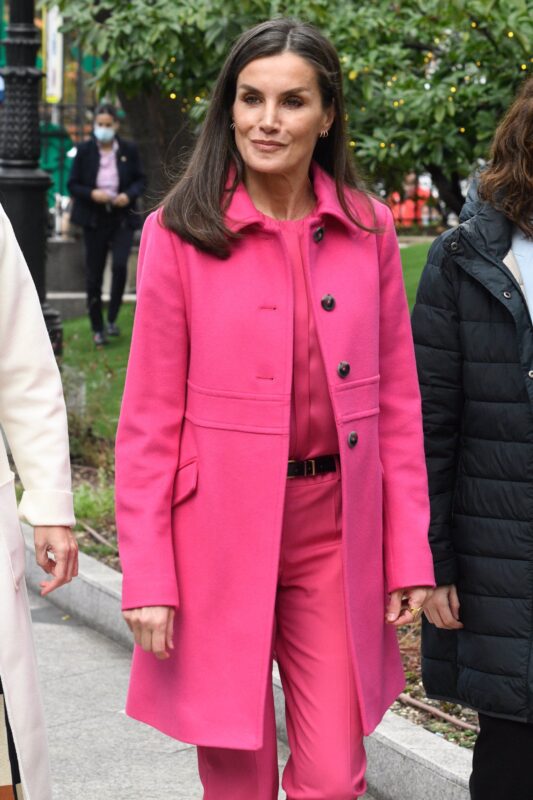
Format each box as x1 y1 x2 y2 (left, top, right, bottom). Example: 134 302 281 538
398 694 480 733
426 164 464 215
402 39 443 55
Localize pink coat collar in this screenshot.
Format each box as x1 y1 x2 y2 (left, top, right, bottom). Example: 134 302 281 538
224 161 358 233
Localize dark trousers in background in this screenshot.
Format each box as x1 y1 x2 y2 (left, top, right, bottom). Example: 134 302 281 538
0 676 23 798
470 713 533 800
83 216 134 333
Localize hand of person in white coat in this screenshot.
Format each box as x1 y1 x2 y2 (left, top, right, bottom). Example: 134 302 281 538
34 525 78 596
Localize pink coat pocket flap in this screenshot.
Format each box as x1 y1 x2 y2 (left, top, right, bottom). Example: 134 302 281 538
172 459 199 506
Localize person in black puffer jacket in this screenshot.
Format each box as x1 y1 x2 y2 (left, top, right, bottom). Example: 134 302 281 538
412 76 533 800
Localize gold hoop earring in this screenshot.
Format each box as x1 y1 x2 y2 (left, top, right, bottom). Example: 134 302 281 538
319 129 329 138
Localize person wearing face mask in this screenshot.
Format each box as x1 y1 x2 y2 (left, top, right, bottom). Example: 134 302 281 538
68 103 146 346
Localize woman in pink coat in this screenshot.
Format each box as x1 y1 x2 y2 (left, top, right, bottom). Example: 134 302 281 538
115 18 435 799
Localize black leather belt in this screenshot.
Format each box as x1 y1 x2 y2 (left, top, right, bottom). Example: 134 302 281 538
287 455 337 478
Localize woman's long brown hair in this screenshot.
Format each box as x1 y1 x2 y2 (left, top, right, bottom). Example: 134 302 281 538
478 76 533 238
161 18 375 259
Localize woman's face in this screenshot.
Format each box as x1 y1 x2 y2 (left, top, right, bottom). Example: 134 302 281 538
232 52 334 180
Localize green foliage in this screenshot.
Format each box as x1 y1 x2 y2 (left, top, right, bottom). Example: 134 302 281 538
67 412 115 469
51 0 330 103
332 0 533 190
73 475 117 561
74 476 115 529
50 0 532 192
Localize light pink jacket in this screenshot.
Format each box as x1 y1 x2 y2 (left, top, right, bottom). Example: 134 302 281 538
115 164 435 748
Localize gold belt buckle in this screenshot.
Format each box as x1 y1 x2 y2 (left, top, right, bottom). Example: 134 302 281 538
287 459 317 478
304 458 317 477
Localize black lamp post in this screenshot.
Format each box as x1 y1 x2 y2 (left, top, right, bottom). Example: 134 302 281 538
0 0 63 355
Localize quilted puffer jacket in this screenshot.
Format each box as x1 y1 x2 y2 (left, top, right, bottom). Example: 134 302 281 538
412 185 533 722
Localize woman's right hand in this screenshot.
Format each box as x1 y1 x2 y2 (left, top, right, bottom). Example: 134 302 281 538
34 525 78 596
91 188 111 204
423 584 464 630
123 606 175 659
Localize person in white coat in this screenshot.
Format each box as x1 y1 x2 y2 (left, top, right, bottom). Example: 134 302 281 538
0 204 78 800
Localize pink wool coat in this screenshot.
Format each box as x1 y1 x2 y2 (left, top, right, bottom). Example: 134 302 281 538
115 163 435 749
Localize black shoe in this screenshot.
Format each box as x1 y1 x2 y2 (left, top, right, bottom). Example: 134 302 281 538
93 331 108 347
106 322 120 337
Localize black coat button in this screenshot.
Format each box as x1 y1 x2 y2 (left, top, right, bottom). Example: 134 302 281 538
348 431 358 448
337 361 350 378
450 241 458 251
313 227 325 243
321 294 336 311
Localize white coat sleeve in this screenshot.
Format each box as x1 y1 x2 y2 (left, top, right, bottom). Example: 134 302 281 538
0 205 75 526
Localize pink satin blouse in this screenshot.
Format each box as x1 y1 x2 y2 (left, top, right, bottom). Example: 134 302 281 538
275 218 339 461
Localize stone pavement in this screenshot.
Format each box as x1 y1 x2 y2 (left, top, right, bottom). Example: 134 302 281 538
29 589 375 800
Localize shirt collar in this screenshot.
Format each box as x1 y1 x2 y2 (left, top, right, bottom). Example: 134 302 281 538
95 137 119 154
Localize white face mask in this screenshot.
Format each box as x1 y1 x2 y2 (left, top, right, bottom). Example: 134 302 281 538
94 125 115 144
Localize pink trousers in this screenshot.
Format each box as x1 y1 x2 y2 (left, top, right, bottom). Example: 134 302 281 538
197 468 367 799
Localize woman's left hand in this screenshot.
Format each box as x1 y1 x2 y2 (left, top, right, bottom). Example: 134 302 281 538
386 586 433 627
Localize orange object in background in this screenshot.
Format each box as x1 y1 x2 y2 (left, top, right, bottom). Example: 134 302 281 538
389 172 431 226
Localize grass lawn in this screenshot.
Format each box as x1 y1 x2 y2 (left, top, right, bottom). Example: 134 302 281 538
62 304 135 441
62 242 431 447
401 242 431 309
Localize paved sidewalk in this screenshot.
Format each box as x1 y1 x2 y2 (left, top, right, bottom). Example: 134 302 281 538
30 590 375 799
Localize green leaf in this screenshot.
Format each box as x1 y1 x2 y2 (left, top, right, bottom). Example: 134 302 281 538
434 104 446 123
